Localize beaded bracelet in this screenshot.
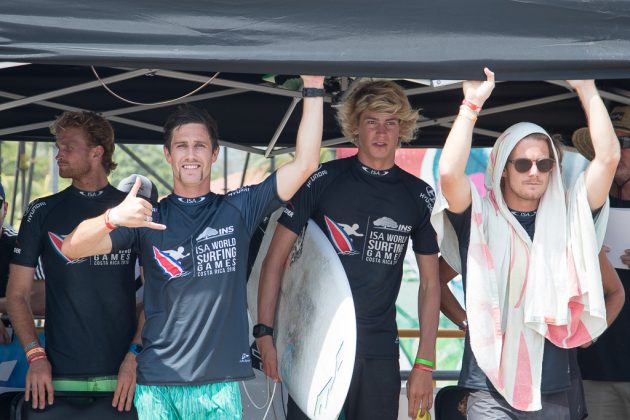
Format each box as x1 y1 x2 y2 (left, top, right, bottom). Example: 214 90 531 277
25 347 45 359
24 340 39 352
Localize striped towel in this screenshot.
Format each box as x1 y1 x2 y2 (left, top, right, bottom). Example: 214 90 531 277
431 122 608 411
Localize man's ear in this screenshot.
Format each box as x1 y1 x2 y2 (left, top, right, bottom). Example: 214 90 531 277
164 146 172 164
93 145 104 159
212 146 220 163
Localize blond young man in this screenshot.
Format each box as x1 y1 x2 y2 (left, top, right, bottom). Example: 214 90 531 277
257 80 440 420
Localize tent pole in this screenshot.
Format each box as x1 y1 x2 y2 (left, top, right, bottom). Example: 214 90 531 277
264 97 301 158
24 141 37 206
223 147 228 193
51 145 59 193
240 153 250 188
10 142 23 225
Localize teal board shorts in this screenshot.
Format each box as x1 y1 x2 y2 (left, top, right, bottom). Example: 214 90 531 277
134 381 242 420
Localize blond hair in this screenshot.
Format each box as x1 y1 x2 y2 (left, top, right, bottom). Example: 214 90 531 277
336 80 419 144
50 111 117 175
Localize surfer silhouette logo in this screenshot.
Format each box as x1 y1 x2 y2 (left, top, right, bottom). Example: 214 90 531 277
324 215 358 255
153 245 188 279
48 232 87 264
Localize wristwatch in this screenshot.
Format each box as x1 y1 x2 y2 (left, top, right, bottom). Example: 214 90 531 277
253 323 274 338
302 87 325 98
128 343 143 356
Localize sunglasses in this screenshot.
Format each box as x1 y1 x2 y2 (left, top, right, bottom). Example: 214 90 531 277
507 158 555 173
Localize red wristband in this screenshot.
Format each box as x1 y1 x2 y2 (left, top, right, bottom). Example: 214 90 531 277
104 209 117 230
413 363 434 372
462 99 481 111
28 354 48 365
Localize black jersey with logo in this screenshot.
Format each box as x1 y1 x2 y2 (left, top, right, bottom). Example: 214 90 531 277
110 173 282 385
279 156 438 359
12 185 137 377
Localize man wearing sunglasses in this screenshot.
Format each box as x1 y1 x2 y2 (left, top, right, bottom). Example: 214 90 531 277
432 68 620 418
574 105 630 420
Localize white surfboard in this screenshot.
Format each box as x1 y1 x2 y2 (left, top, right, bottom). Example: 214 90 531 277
248 209 356 420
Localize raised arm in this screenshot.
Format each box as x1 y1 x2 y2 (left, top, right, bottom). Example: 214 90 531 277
275 76 324 201
568 80 620 210
406 252 440 418
62 177 165 259
7 264 53 409
439 68 495 213
256 224 298 382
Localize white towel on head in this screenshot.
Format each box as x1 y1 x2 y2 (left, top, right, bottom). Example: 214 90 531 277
431 122 608 411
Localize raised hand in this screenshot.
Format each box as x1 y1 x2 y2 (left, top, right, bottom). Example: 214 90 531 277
110 177 166 230
567 80 596 91
301 75 325 89
462 67 495 109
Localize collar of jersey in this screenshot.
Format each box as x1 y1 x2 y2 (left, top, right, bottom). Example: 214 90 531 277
509 208 537 218
70 184 111 199
171 192 216 206
353 156 397 178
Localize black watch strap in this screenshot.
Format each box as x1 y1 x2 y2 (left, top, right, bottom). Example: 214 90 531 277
302 87 325 98
253 323 274 338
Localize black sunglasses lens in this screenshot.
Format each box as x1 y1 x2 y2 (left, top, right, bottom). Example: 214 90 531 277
512 158 554 173
537 159 554 172
514 159 533 173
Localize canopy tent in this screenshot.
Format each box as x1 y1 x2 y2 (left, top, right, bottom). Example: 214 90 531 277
2 0 630 152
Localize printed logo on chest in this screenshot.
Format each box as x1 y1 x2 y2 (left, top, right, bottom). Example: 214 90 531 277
365 217 411 265
194 225 237 276
48 231 132 266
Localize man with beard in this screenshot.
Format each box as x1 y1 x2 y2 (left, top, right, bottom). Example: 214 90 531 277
60 75 325 419
8 111 140 412
433 69 620 418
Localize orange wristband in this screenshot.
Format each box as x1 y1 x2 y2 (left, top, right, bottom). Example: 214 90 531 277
26 347 45 359
28 354 48 365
